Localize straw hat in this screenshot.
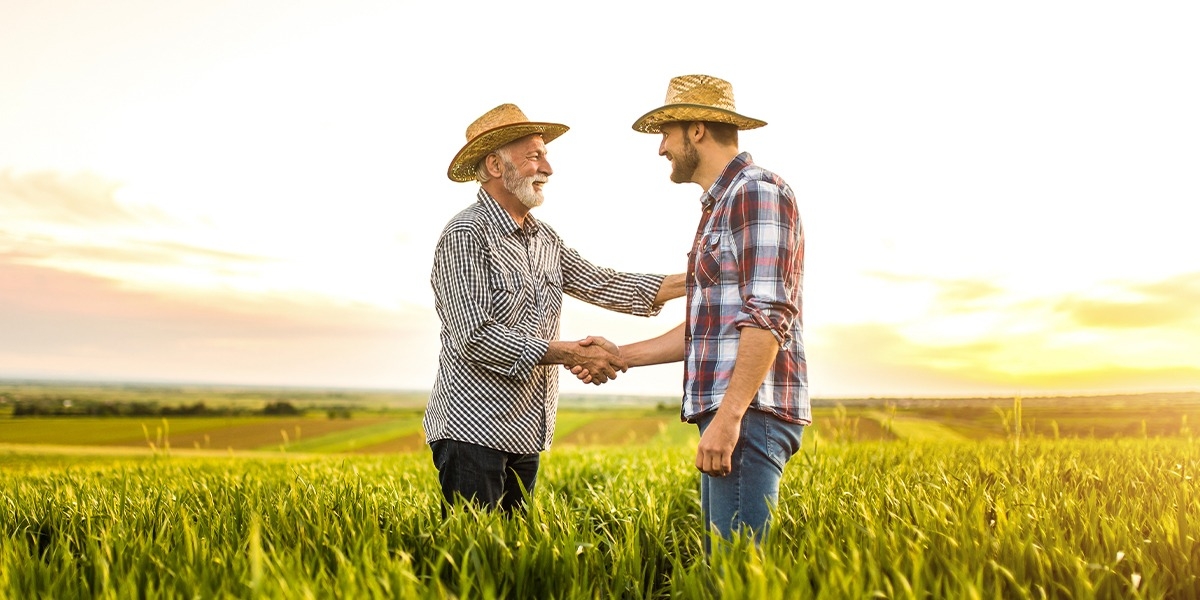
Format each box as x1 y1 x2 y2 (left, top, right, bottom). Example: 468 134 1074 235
631 74 766 134
446 103 569 182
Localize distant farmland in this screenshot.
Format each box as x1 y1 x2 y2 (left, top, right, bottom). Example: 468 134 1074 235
2 383 1198 456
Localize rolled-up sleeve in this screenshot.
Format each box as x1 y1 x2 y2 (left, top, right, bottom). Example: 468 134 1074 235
729 179 801 345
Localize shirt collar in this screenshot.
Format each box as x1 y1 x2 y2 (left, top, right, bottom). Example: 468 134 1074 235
477 188 541 236
700 151 754 209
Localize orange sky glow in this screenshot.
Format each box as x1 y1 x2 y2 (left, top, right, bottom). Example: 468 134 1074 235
2 1 1198 399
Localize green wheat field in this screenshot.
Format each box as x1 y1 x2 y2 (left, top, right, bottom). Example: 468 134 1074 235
1 383 1198 598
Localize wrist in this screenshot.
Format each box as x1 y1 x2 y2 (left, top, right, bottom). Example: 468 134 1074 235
621 343 644 368
716 401 748 421
542 341 575 366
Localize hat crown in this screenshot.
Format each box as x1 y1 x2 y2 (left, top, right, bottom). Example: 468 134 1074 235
630 73 765 134
465 103 530 141
665 75 738 111
447 103 568 182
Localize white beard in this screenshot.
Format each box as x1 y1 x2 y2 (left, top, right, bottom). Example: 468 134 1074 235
501 159 546 208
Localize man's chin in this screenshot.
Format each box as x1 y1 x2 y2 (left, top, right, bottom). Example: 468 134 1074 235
520 193 545 209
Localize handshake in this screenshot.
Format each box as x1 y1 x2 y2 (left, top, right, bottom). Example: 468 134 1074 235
552 336 624 385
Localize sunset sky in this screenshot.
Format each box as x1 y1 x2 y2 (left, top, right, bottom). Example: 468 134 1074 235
2 1 1198 399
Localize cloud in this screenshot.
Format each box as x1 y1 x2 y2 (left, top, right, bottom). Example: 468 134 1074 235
865 271 1004 309
0 168 279 296
1 237 270 269
0 262 438 389
811 270 1200 396
809 322 1011 397
933 279 1004 307
0 169 164 226
808 319 1200 398
1060 272 1200 328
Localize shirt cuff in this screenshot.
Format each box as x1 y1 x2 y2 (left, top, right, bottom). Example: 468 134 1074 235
636 274 668 317
735 308 790 347
509 337 551 380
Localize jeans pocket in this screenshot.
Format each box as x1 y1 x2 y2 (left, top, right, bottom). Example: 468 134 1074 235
765 417 804 470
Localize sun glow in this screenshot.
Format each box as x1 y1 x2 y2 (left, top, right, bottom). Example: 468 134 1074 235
2 1 1198 396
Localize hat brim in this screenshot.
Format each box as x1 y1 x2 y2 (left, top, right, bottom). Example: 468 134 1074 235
447 122 569 182
631 104 766 134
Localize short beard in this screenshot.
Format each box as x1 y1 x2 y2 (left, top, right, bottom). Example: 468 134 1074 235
500 155 546 208
669 134 701 184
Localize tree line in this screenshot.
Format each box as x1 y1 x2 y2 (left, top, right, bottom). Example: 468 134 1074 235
9 399 306 417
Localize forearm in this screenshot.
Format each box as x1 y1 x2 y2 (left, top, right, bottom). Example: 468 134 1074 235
714 326 779 419
540 340 582 366
620 322 686 367
652 273 686 304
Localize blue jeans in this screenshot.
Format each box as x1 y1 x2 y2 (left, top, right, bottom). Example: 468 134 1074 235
430 439 540 514
696 408 805 550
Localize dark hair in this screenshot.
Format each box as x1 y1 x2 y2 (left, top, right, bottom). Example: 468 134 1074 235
675 121 738 146
703 121 738 146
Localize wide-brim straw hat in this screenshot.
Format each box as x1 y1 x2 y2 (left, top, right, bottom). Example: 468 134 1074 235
447 103 569 182
631 74 767 134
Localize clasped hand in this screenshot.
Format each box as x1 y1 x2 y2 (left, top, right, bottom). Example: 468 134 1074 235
565 336 622 385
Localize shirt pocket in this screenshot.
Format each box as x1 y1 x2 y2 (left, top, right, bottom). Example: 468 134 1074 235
695 233 734 288
488 267 524 325
540 269 564 321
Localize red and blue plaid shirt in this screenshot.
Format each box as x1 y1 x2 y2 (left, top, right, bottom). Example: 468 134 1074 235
682 152 810 425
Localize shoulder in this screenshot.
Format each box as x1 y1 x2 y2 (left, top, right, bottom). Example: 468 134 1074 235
726 163 799 223
729 172 796 215
436 203 491 253
734 163 794 199
440 203 488 235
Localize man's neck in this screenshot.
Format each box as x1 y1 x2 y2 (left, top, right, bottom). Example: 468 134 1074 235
693 146 741 190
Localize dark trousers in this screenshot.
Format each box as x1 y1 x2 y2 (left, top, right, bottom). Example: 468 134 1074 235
430 439 540 514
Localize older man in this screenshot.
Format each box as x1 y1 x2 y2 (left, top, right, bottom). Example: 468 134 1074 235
427 103 684 513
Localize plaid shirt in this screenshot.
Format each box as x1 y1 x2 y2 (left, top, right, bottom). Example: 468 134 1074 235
682 152 810 425
426 188 667 453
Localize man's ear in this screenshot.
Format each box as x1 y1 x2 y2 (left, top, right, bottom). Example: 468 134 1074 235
690 122 706 143
484 153 503 178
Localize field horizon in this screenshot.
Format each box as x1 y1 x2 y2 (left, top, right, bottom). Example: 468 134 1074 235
3 381 1199 459
4 376 1199 406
